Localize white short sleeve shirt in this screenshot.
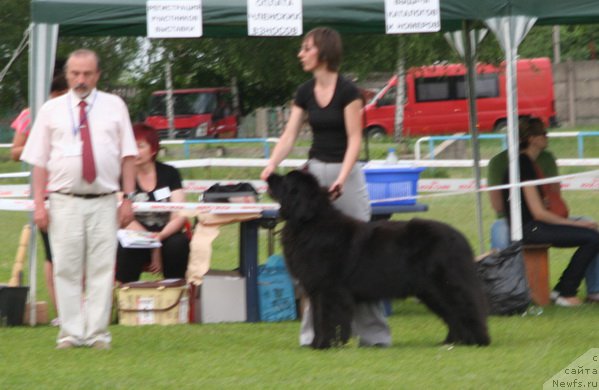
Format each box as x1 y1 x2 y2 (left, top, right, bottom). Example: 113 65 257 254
21 89 138 194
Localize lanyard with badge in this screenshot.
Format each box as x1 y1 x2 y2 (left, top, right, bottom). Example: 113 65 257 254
64 91 98 157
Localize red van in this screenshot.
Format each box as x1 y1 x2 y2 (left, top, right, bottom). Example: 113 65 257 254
363 57 557 138
144 88 238 139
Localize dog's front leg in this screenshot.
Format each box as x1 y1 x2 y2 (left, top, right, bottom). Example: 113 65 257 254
335 288 354 345
310 292 333 349
310 287 354 349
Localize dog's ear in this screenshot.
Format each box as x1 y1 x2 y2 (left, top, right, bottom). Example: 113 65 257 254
278 170 328 222
266 173 284 201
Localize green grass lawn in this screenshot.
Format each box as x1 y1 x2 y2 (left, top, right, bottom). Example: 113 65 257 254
0 300 598 389
0 135 598 389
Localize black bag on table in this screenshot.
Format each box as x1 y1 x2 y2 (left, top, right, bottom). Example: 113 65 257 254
475 242 531 315
202 183 258 203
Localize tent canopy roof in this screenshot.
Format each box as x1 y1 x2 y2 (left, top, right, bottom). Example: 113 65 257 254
31 0 599 37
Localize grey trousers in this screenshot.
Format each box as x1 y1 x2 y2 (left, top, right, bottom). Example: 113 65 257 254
299 159 392 347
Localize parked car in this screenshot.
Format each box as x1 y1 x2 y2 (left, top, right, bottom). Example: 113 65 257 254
144 87 238 139
363 57 557 138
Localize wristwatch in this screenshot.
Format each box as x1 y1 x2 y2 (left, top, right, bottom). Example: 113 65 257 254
124 192 136 201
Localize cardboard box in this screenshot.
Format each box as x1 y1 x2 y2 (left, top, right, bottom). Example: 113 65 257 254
23 301 49 325
116 279 189 326
191 270 246 324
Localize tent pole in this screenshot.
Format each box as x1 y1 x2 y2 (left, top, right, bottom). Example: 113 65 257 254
462 21 485 254
27 22 58 326
486 15 537 244
503 19 523 243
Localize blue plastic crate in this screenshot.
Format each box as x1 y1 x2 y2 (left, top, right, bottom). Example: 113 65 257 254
363 166 426 206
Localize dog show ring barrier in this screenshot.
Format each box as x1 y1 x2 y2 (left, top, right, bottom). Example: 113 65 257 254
1 157 598 323
0 198 428 323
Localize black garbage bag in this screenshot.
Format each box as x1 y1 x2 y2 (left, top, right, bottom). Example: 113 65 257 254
475 242 531 315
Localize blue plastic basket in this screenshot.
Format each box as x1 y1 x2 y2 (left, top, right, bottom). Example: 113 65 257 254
363 166 426 206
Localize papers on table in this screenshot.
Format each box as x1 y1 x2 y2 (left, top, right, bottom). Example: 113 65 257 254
117 229 162 249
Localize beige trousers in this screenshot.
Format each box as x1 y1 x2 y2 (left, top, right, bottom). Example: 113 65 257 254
49 193 118 346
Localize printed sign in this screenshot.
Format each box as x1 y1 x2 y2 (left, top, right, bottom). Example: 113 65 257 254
247 0 303 36
137 296 155 325
385 0 441 34
147 0 203 38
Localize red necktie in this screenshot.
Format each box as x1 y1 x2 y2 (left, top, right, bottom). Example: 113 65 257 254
79 101 97 183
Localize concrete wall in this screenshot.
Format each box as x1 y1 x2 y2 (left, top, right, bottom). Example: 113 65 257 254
554 59 599 127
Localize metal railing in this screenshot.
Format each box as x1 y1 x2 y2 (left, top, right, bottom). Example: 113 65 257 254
159 137 278 159
414 131 599 160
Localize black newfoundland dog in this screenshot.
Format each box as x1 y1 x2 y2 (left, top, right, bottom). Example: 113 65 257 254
267 170 490 349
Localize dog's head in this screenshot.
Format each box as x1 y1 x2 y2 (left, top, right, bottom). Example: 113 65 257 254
267 170 330 222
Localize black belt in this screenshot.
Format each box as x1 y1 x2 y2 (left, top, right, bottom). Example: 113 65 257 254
56 191 116 199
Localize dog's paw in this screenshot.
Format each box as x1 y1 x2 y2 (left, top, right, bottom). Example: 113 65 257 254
311 338 332 350
443 331 457 345
474 334 491 346
444 333 491 347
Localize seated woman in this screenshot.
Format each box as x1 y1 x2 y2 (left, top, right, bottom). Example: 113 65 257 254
502 118 599 306
116 123 190 283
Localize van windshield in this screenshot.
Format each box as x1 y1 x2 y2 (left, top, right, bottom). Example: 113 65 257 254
371 85 391 105
148 92 217 116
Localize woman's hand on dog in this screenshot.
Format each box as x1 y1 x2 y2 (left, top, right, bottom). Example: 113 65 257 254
260 165 276 181
328 182 343 200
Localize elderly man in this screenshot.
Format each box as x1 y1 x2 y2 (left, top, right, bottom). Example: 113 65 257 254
21 49 138 349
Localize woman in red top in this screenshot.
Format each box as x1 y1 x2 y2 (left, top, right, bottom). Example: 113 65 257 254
115 123 189 283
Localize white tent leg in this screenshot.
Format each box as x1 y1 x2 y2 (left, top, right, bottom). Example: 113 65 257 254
27 22 59 326
485 16 537 243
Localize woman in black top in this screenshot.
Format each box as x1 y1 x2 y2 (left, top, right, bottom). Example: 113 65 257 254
502 119 599 306
115 123 190 283
261 27 391 347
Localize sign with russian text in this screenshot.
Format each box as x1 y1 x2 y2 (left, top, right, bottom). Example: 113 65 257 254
385 0 441 34
147 0 203 38
247 0 302 36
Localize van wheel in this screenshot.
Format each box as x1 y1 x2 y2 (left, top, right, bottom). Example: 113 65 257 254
366 127 386 142
493 120 508 133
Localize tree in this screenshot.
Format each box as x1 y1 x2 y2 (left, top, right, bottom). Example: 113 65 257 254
0 1 143 117
3 1 598 121
131 32 472 117
129 37 307 117
56 37 142 88
0 0 30 113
